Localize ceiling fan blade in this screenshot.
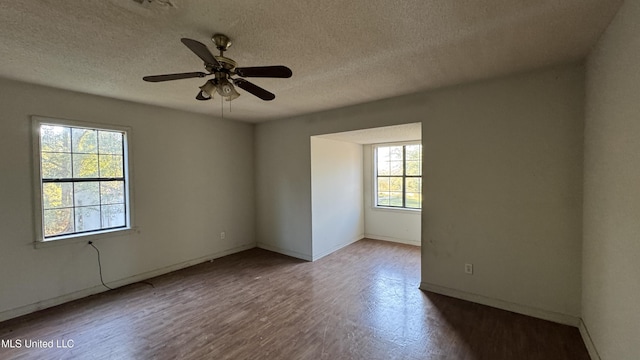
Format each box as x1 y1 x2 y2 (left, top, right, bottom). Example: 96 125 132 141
233 79 276 101
143 72 207 82
180 38 221 68
235 66 292 78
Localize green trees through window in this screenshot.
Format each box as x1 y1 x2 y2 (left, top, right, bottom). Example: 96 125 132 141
38 123 128 239
376 143 422 209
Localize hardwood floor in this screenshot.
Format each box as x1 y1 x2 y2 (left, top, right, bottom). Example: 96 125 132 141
0 239 589 359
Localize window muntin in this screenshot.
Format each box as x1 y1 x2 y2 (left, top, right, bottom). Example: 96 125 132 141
375 143 422 209
35 120 131 241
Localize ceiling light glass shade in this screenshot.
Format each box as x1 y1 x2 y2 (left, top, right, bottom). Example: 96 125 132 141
216 78 240 101
196 90 211 100
199 80 217 98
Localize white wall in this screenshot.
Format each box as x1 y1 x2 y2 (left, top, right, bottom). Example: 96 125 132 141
255 63 585 323
254 119 314 260
255 94 431 260
363 144 421 246
420 65 585 324
583 0 640 358
310 137 364 260
0 78 255 321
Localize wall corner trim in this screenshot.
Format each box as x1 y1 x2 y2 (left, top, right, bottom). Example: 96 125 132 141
579 319 601 360
419 282 581 327
256 242 313 261
312 235 364 261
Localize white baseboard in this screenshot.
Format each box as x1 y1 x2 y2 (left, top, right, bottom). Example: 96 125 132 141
256 242 312 261
0 243 254 323
420 282 580 327
312 235 363 261
365 234 421 247
579 319 601 360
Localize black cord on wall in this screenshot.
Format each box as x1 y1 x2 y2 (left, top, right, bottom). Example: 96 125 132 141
88 241 155 290
88 241 114 290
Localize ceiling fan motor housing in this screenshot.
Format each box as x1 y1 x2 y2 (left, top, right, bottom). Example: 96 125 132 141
214 56 237 71
212 33 232 52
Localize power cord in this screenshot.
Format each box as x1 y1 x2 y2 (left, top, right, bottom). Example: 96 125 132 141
88 241 155 290
88 241 114 290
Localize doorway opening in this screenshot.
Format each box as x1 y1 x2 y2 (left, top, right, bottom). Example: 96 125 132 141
310 123 422 261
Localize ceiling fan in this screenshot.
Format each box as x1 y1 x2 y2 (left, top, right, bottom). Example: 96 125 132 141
143 34 292 102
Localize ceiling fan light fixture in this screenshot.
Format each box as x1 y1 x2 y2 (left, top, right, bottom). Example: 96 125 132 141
216 78 240 101
143 35 292 103
196 90 211 100
199 80 216 98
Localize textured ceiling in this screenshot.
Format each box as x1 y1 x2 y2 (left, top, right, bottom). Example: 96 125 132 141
0 0 623 123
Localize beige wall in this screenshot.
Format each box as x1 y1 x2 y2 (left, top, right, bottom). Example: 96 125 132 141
311 137 364 260
0 78 255 321
256 64 585 321
583 0 640 358
0 59 592 331
255 95 423 260
420 65 585 323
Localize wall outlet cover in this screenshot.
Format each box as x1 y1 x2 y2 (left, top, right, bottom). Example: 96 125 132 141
465 263 473 275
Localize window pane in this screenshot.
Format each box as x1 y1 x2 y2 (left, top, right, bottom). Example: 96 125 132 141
38 122 130 240
377 160 390 176
389 177 403 191
377 192 390 206
405 193 421 209
390 161 403 175
43 183 73 209
377 146 390 175
389 146 403 161
406 160 421 176
74 182 100 207
377 147 390 162
377 177 390 192
44 208 74 237
406 175 422 209
41 125 70 152
41 152 72 179
389 192 403 206
375 143 422 210
102 204 125 228
73 154 99 178
406 145 421 161
101 181 125 205
75 206 101 232
72 128 97 154
98 131 123 155
406 178 421 193
99 155 123 177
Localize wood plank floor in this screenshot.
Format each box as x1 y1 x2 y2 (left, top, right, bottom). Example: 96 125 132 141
0 239 589 359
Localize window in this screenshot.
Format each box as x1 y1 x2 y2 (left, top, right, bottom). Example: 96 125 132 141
375 143 422 209
33 117 132 242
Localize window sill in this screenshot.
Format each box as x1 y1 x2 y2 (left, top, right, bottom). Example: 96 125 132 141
34 227 136 249
372 206 422 214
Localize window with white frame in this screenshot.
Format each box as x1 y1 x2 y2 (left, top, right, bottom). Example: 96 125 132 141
33 117 132 241
375 143 422 209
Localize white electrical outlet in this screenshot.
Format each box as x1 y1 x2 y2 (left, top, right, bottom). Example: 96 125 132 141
220 231 226 240
465 263 473 275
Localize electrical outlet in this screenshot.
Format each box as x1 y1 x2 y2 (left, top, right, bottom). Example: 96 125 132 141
220 231 226 240
465 263 473 275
